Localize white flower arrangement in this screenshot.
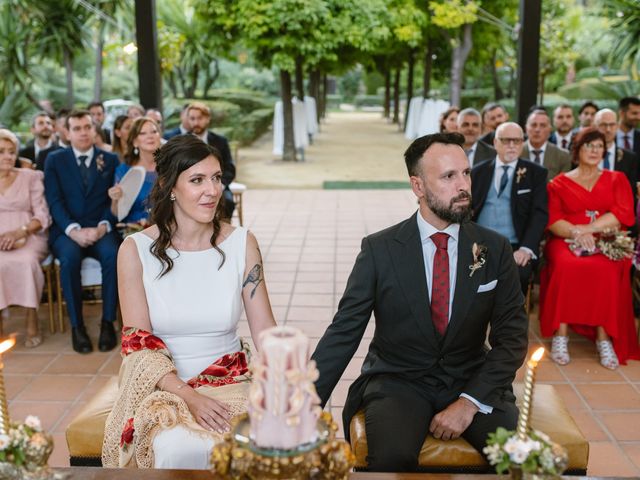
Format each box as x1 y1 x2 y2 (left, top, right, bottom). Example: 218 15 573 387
0 416 52 468
484 427 567 476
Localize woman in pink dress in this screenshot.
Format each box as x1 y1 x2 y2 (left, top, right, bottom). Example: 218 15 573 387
0 129 51 347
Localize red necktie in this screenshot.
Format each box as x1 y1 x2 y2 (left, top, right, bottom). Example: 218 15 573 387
430 232 450 335
561 139 568 150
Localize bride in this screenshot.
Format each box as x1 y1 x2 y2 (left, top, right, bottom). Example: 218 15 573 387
102 135 276 469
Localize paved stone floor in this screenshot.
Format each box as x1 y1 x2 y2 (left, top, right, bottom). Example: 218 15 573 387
2 113 640 475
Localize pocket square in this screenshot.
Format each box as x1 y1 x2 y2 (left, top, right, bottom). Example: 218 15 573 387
477 280 497 292
517 189 531 195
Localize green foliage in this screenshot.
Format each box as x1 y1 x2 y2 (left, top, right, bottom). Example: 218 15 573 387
429 0 478 30
600 0 640 75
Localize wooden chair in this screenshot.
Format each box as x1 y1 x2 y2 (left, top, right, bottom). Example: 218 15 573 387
41 255 56 333
229 182 246 226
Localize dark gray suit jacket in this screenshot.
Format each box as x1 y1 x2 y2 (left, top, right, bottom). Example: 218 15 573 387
522 142 570 180
311 215 529 438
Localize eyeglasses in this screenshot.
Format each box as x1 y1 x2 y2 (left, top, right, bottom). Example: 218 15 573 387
597 122 617 129
497 137 524 145
583 143 605 151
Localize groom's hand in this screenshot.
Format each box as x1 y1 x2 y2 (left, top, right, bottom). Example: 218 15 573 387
429 397 478 440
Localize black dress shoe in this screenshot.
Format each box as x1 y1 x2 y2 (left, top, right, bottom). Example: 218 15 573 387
98 321 117 352
72 326 93 354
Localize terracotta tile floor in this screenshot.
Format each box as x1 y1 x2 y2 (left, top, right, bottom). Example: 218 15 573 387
3 188 640 475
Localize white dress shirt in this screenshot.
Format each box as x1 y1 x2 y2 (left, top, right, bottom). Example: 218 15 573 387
34 138 54 159
555 132 572 151
416 212 492 414
466 142 478 167
616 129 635 151
599 144 616 171
493 157 516 193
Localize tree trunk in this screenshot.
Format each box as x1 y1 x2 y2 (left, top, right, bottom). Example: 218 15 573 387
280 69 297 162
392 67 400 125
202 59 219 98
309 69 321 126
449 23 473 107
295 57 305 101
423 38 433 98
490 49 504 100
63 49 74 108
177 67 188 98
322 73 328 119
404 50 415 131
167 71 178 98
383 69 391 119
93 21 105 101
539 74 545 105
186 64 199 98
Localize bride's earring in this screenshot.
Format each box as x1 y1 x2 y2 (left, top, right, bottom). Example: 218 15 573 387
170 192 176 201
133 146 139 156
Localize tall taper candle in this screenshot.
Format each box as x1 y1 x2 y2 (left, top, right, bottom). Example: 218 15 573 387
516 347 544 440
0 337 16 435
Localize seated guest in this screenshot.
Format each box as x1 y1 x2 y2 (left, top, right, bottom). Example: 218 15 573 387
93 121 112 152
0 129 51 347
112 115 132 162
594 108 639 200
108 117 162 226
164 103 191 140
44 110 120 354
522 109 571 180
576 101 598 132
479 103 509 144
102 135 276 469
88 101 111 145
145 109 164 137
311 132 528 473
19 112 56 164
616 97 640 159
439 107 459 133
457 108 496 167
472 122 548 295
549 104 575 151
540 128 640 369
127 104 145 119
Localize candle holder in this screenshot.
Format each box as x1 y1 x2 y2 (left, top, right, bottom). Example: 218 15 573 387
0 337 60 480
211 411 354 479
484 347 568 479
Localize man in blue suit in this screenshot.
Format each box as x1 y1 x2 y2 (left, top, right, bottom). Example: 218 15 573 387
44 110 120 353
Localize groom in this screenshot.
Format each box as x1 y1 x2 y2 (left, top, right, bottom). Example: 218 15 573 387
311 132 528 472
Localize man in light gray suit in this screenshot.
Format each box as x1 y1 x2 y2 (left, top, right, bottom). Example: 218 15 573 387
522 109 571 180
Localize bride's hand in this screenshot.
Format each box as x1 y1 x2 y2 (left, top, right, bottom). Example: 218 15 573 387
183 390 232 433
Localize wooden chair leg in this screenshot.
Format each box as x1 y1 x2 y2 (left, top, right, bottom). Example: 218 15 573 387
45 266 55 333
238 195 244 226
55 263 65 333
525 280 533 316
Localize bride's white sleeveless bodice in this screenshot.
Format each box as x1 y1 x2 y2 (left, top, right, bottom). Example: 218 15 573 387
130 228 247 380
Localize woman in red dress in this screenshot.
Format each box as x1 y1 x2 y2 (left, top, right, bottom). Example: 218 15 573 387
540 127 640 369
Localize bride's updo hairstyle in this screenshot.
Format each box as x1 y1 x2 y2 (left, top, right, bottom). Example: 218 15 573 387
149 134 226 277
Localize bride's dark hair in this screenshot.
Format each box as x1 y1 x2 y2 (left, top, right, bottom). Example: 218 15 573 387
149 135 226 277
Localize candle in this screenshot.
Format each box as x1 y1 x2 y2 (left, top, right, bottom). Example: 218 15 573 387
0 337 16 435
516 347 544 440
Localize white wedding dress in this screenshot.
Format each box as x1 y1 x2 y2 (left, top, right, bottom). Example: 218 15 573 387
129 227 247 468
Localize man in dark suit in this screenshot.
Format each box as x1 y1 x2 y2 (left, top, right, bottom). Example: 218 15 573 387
187 102 236 219
19 112 56 164
88 101 111 145
311 132 528 472
44 110 120 354
472 123 548 294
595 108 639 200
457 108 496 166
617 96 640 158
163 103 191 140
479 103 509 145
522 109 571 180
549 104 575 152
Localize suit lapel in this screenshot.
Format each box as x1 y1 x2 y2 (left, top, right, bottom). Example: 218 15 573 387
66 150 85 191
473 159 495 215
389 213 440 350
442 223 484 350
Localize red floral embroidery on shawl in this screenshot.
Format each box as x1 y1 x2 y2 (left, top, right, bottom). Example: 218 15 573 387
120 327 248 389
120 417 135 449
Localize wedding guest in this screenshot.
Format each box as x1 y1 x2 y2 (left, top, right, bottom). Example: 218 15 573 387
102 135 276 469
127 104 145 119
0 129 51 348
108 117 161 226
439 107 459 133
112 115 132 162
540 128 640 369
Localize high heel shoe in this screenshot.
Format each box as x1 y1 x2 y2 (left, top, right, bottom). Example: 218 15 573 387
596 340 619 370
551 335 570 365
24 334 43 348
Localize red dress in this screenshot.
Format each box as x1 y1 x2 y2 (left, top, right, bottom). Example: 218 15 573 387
540 170 640 364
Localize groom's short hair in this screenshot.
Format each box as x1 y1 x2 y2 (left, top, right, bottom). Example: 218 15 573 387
404 132 465 176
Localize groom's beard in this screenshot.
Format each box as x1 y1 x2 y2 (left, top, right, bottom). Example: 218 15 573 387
426 189 473 224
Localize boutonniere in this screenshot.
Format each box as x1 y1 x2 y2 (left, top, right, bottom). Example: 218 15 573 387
96 154 105 172
516 167 527 184
616 149 623 162
469 242 487 277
